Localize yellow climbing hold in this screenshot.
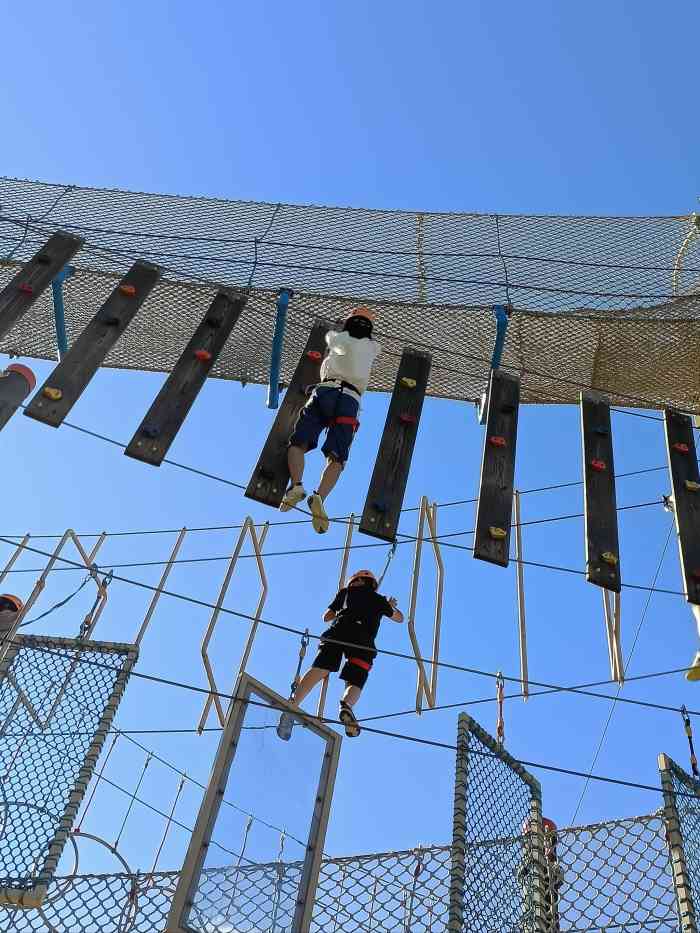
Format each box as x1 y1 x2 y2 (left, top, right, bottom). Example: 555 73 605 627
601 551 618 565
489 526 507 540
42 386 62 401
686 480 700 492
687 651 700 682
401 377 417 389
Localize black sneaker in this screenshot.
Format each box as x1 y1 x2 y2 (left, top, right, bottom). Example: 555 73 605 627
339 702 361 738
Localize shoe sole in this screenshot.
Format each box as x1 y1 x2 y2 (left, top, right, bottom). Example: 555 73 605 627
339 709 360 738
279 491 305 513
308 496 329 534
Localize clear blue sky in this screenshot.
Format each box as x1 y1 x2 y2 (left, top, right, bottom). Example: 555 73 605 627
2 0 700 892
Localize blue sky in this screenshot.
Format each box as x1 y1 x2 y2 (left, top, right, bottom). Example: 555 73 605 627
2 0 700 900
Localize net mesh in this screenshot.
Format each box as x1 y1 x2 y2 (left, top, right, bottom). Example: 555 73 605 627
0 816 680 932
1 177 699 408
0 635 136 896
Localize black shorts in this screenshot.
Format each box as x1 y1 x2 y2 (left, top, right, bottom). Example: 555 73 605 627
312 626 376 689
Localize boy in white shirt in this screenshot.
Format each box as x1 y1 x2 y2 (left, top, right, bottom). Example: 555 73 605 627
280 308 380 533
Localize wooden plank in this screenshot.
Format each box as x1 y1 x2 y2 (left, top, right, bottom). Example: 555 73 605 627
125 289 246 466
24 262 161 428
359 349 432 542
664 408 700 605
580 391 621 592
473 369 520 567
0 232 83 341
245 323 329 508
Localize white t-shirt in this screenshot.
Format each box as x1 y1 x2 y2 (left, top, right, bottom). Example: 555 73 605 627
320 330 381 395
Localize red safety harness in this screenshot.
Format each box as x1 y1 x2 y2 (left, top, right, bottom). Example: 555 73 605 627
331 415 360 431
348 656 372 671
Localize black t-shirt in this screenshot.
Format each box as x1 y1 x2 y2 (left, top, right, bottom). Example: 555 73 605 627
328 586 394 644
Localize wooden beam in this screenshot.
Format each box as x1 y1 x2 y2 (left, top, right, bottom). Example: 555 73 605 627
473 369 520 567
580 391 621 592
245 323 329 508
359 349 431 542
664 408 700 605
125 289 246 466
24 262 161 428
0 232 83 341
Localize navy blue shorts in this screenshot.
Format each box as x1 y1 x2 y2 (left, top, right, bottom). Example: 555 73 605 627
289 386 359 464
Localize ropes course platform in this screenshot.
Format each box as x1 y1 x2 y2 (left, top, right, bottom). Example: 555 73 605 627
1 177 699 409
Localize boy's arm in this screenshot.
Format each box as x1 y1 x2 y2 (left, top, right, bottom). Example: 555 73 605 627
326 330 350 355
323 588 346 622
386 596 404 623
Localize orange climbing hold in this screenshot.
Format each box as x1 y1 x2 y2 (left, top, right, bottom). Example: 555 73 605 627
194 349 212 362
488 435 507 448
119 284 137 297
673 442 690 454
307 350 322 362
590 459 606 472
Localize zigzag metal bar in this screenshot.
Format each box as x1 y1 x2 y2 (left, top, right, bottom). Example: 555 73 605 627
197 519 269 731
406 497 444 715
135 528 188 647
0 232 83 342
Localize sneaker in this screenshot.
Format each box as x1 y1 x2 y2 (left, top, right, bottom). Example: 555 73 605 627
276 711 294 741
279 484 306 512
339 702 361 738
308 493 330 534
687 652 700 682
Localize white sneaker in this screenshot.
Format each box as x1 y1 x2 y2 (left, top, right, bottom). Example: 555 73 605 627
308 493 330 534
279 484 306 512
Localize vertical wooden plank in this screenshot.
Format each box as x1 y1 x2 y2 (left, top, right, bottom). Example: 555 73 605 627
359 349 431 542
473 370 520 567
245 323 329 508
125 289 246 466
24 262 161 427
664 408 700 605
0 232 83 340
580 391 621 592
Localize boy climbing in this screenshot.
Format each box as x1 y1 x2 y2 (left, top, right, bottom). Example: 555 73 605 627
277 568 403 739
279 307 381 533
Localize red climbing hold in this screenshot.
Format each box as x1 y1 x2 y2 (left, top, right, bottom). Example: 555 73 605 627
488 435 507 448
590 459 606 472
119 284 137 297
399 413 417 425
673 442 690 454
194 349 212 362
307 350 322 362
18 283 33 295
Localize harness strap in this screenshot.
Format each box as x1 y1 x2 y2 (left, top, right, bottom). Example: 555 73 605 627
348 656 372 671
332 415 360 430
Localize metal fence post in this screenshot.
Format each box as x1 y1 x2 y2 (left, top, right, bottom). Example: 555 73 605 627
448 713 469 932
659 753 698 932
527 793 550 932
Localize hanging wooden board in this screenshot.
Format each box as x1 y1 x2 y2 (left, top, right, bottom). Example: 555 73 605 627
245 323 329 508
664 408 700 605
25 261 161 427
125 289 246 466
580 391 621 592
359 349 431 542
473 369 520 567
0 232 83 341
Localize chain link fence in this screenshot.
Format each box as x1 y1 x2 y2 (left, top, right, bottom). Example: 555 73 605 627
0 177 700 408
0 815 683 932
0 635 137 905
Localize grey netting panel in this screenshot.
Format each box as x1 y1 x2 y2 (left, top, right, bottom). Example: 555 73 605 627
460 715 542 932
0 635 136 898
1 177 700 408
557 814 678 932
0 819 681 931
668 759 700 922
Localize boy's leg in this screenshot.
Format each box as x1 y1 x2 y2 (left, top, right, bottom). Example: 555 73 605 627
340 684 362 707
309 392 358 533
277 640 343 740
337 654 372 737
288 444 307 486
291 666 329 705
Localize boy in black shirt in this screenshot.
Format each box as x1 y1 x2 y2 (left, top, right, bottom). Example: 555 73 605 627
277 569 403 738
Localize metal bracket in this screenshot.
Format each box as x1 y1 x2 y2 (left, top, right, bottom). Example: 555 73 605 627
477 304 510 424
267 288 293 409
197 518 269 731
603 588 624 684
50 264 75 360
407 497 445 714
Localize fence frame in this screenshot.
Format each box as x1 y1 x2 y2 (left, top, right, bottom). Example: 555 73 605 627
659 752 700 932
165 671 341 933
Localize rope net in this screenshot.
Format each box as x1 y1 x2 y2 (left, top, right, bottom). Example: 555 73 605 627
0 635 136 898
1 177 699 408
0 815 680 932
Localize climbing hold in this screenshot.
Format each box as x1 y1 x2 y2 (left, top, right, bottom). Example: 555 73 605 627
18 283 33 295
206 314 224 328
42 387 62 401
488 435 507 448
601 551 618 566
36 254 52 265
691 569 700 582
594 426 609 436
489 526 508 540
119 284 137 297
399 413 417 425
307 350 322 362
100 315 120 327
373 499 389 514
590 459 607 472
686 480 700 492
401 377 417 389
194 349 212 362
142 425 159 439
673 442 690 454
